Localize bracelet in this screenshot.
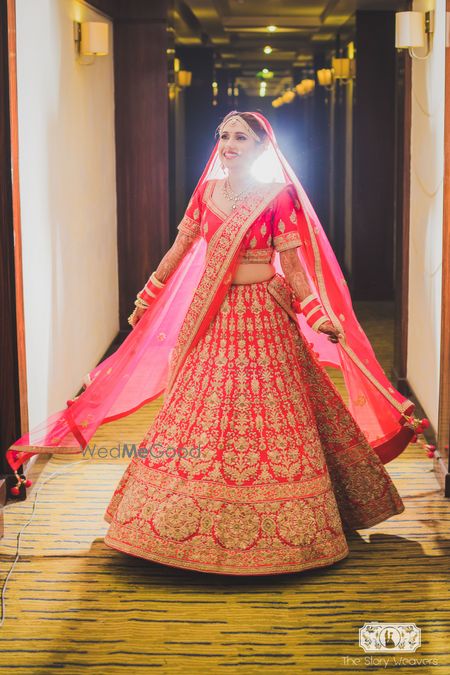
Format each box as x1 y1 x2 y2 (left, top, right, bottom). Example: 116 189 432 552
137 271 166 304
134 297 149 309
297 293 329 332
150 271 166 289
127 309 137 326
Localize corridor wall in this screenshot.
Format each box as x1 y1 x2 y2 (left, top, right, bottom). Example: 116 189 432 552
407 0 445 430
15 0 118 428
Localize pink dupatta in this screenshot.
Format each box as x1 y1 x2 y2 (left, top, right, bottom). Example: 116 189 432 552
6 112 416 485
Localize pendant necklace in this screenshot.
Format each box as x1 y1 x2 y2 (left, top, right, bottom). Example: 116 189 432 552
222 177 256 210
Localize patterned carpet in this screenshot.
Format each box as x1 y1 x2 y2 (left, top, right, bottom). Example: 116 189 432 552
0 302 449 674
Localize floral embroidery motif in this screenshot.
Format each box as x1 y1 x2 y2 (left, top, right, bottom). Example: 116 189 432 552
277 218 286 233
104 282 405 575
260 222 267 236
290 210 297 224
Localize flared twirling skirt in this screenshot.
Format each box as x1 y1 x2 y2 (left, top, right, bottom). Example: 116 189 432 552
103 279 405 575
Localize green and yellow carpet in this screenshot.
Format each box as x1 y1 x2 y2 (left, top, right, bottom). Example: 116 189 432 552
0 302 449 674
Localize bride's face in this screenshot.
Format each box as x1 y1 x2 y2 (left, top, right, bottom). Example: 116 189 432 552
218 119 261 172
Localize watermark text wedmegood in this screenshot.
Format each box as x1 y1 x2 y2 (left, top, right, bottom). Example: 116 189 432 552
82 442 202 459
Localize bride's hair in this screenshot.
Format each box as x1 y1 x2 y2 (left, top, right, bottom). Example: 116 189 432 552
216 111 268 143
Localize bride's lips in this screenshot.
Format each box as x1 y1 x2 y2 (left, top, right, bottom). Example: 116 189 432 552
223 151 240 159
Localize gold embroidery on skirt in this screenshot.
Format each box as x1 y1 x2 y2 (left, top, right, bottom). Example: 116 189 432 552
104 282 404 575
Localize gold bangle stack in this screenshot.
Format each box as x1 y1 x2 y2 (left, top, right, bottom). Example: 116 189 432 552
128 271 166 328
127 308 138 326
150 271 166 289
134 297 149 309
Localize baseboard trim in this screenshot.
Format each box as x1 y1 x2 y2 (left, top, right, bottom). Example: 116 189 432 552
402 377 448 496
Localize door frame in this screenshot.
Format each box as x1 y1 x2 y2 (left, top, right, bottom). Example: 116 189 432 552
0 0 28 482
438 0 450 495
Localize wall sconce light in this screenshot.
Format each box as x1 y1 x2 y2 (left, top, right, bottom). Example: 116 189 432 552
317 68 334 89
281 90 296 104
212 79 219 106
331 57 355 82
176 70 192 87
395 11 435 59
295 79 315 96
168 66 192 100
74 21 109 64
272 78 315 108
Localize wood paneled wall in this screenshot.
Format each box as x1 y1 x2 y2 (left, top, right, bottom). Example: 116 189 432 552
393 49 411 392
0 0 26 477
89 0 169 329
352 11 396 300
114 16 169 328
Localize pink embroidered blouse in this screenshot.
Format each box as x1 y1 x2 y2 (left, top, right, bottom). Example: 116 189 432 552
177 179 304 264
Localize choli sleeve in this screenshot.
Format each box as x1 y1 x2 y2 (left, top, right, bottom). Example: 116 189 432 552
271 183 304 252
176 183 205 239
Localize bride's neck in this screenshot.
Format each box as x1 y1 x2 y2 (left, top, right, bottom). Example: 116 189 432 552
226 170 254 191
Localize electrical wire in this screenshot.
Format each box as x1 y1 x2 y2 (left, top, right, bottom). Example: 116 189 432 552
0 459 96 628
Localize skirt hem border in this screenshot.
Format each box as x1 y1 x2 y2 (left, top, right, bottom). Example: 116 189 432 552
102 534 350 576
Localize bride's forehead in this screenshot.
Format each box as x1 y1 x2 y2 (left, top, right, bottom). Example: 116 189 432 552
220 119 249 135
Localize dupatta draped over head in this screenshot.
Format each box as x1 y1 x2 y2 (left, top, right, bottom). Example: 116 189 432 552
7 111 416 480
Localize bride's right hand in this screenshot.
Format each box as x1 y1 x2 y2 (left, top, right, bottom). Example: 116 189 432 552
128 306 147 328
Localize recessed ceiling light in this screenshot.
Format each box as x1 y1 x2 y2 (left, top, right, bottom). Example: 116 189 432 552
267 25 277 33
263 45 273 54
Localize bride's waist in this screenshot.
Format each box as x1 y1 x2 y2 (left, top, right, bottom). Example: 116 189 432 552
231 263 276 285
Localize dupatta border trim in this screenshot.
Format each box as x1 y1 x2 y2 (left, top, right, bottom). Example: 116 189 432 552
302 206 414 416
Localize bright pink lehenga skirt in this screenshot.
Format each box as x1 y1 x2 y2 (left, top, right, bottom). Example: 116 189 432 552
103 279 404 575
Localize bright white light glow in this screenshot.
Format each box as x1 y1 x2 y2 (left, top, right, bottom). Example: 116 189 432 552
250 145 285 183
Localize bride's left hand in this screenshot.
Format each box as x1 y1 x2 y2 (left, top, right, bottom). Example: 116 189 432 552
318 320 344 343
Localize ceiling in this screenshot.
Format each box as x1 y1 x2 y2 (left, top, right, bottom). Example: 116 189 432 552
171 0 404 95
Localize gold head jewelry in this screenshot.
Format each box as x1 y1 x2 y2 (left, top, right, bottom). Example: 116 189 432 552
219 114 261 142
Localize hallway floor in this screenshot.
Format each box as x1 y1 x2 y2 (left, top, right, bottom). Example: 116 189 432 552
1 302 449 674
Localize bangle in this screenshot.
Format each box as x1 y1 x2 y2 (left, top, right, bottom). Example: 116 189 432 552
134 297 149 309
150 271 165 289
137 271 166 304
297 293 329 332
127 309 137 326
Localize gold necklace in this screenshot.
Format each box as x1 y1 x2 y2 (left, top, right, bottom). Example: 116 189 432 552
222 177 256 209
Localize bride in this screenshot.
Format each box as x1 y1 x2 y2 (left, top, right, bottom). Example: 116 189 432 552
7 111 421 576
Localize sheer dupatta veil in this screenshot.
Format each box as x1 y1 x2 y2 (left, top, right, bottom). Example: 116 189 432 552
6 111 416 480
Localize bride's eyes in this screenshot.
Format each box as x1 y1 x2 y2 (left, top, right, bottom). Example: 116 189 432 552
220 133 247 141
